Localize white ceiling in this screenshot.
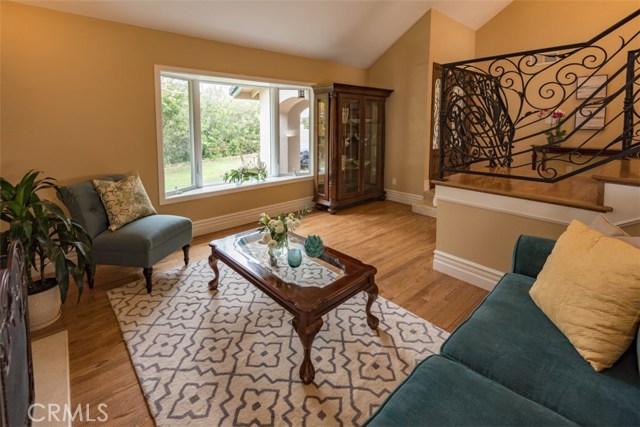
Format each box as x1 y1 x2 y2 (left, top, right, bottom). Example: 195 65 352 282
17 0 512 68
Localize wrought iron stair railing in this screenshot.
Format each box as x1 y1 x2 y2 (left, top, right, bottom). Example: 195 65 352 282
436 9 640 183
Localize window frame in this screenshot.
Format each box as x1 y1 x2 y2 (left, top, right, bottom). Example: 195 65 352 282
154 65 314 205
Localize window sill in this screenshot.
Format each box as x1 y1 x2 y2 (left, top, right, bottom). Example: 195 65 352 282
160 175 314 205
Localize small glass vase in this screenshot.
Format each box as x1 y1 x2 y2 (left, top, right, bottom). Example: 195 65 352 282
268 237 289 267
287 248 303 268
547 136 563 144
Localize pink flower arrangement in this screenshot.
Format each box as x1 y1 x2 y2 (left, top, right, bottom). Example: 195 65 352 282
537 109 566 143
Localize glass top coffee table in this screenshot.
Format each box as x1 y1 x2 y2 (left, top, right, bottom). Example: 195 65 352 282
208 229 379 384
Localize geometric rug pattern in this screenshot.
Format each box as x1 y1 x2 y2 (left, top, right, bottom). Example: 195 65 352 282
108 259 449 426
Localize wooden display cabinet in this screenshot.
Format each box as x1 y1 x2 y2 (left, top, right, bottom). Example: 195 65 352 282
313 83 393 214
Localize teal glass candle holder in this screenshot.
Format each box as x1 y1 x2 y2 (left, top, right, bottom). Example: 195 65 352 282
287 248 302 268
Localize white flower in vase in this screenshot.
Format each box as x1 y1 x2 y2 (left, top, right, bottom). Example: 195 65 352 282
259 233 272 245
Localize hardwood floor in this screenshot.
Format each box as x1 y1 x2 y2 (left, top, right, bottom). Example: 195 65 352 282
31 201 487 427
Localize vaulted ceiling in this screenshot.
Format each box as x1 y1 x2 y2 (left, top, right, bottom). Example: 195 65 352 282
16 0 512 68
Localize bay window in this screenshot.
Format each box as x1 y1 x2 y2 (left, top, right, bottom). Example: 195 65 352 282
155 67 312 202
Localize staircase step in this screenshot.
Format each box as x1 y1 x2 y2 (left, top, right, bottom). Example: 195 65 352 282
431 161 640 213
591 159 640 187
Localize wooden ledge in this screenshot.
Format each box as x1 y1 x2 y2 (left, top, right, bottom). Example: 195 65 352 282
590 158 640 187
592 174 640 187
433 179 612 213
432 159 639 214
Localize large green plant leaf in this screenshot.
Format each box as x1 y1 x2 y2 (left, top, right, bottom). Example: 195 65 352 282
2 170 94 302
0 178 16 201
66 259 84 302
14 170 39 212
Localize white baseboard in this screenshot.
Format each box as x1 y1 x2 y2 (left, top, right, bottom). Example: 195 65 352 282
384 189 423 206
412 201 437 218
433 250 504 291
192 196 314 237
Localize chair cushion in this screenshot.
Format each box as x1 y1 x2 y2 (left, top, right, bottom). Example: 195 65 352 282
529 220 640 372
93 174 157 231
58 175 125 238
92 215 192 267
441 273 640 427
366 355 578 427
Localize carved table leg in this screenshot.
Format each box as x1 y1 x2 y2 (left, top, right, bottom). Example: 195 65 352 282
365 280 380 330
208 252 220 291
293 315 323 384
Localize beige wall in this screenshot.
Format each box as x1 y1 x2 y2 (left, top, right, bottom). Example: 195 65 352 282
476 0 638 57
1 2 366 221
437 200 638 273
367 12 432 196
437 201 568 272
424 11 476 186
367 10 475 196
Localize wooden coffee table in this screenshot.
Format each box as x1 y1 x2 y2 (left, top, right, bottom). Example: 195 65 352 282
208 229 379 384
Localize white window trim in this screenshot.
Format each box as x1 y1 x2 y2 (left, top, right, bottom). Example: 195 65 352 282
154 64 314 205
162 175 314 205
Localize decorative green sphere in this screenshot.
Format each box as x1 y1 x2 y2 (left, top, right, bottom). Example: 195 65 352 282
304 235 324 258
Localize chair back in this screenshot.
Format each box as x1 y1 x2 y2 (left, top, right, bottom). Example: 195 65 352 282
58 175 125 238
0 241 34 427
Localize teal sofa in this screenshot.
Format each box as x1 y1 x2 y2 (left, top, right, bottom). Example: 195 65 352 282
366 236 640 426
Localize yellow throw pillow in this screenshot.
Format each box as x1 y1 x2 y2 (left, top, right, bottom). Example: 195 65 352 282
529 220 640 372
93 174 157 231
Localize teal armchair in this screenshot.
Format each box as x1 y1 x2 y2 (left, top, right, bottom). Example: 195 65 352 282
58 175 192 293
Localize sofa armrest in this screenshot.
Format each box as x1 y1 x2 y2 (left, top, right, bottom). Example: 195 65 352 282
511 235 556 279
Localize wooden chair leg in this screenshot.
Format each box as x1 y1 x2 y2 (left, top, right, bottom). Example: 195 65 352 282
143 267 153 293
182 244 191 266
85 265 95 289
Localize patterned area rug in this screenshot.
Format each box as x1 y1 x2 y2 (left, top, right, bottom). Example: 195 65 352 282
108 259 448 427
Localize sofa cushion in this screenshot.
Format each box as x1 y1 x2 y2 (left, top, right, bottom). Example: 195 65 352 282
529 220 640 372
92 215 192 267
93 174 157 231
441 272 640 427
589 214 629 236
366 355 578 427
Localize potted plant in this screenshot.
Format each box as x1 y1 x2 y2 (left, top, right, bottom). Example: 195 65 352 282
0 170 94 330
223 161 268 185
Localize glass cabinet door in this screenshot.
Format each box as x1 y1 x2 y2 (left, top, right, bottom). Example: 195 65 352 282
339 97 361 197
364 99 383 191
316 93 329 196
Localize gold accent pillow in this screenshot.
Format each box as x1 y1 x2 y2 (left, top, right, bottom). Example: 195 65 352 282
93 174 157 231
529 220 640 372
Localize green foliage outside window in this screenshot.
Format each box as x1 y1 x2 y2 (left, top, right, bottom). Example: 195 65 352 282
161 78 261 166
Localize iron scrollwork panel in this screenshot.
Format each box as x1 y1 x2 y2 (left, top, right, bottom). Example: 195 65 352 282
437 10 640 182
